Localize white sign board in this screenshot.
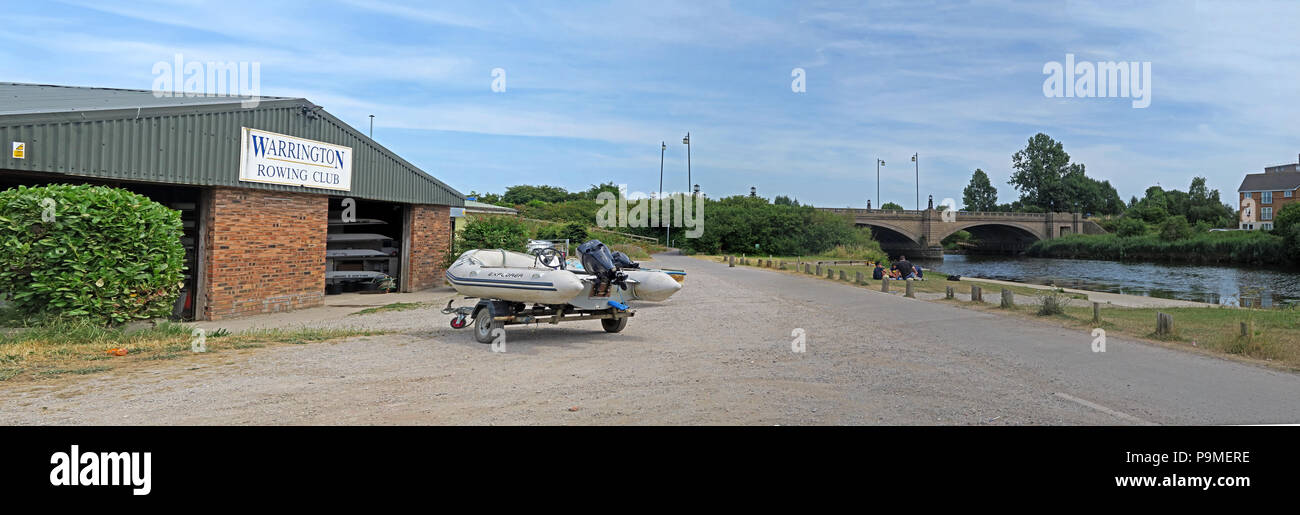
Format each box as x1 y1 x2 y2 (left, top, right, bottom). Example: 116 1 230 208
238 127 352 191
450 207 465 217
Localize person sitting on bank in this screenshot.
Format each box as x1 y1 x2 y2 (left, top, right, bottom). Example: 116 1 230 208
913 265 924 280
893 255 915 280
872 263 885 280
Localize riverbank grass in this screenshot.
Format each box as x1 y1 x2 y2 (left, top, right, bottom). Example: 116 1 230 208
0 321 384 383
969 299 1300 369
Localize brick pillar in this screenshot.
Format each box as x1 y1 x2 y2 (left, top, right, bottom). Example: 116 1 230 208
406 204 452 291
201 188 327 320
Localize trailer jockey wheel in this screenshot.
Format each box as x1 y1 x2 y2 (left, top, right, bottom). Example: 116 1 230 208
450 314 468 329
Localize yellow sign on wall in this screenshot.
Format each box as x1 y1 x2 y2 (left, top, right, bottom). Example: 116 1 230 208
11 142 24 159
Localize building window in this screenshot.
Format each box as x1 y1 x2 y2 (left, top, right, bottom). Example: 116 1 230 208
1262 191 1273 203
1262 207 1273 220
1263 223 1273 230
1287 190 1294 198
1242 192 1249 200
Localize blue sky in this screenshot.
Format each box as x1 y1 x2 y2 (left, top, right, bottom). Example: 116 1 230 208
3 0 1298 209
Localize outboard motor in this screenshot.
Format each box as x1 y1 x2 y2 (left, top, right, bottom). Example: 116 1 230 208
611 250 640 269
577 240 627 293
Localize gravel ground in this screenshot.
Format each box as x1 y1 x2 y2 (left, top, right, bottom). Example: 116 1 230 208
2 253 1298 425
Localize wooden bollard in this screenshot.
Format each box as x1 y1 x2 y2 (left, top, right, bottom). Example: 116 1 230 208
839 270 846 281
905 280 915 298
1000 288 1014 308
815 264 822 276
779 261 787 270
881 278 890 292
1092 302 1101 324
1241 321 1251 341
971 285 982 302
805 263 812 274
1156 312 1173 336
728 255 735 267
856 271 864 284
945 286 954 299
827 268 834 279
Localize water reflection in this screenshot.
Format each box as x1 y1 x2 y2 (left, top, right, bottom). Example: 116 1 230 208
920 254 1300 307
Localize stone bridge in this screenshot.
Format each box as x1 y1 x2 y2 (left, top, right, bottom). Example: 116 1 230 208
818 208 1107 258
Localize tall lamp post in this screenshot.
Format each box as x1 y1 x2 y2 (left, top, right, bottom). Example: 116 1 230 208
682 133 692 195
876 158 886 208
659 141 668 246
912 153 919 210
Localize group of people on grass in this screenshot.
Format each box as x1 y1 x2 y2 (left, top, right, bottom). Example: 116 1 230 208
871 255 924 281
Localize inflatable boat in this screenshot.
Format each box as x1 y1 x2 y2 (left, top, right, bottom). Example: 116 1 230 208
442 239 682 342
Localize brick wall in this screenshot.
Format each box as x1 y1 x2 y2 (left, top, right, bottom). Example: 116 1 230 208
1241 189 1300 227
407 204 452 291
201 187 327 320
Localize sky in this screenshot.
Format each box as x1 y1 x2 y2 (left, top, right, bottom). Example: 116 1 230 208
2 0 1297 209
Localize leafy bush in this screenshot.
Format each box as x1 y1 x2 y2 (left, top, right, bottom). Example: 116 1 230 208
1036 289 1072 316
1115 217 1147 237
1286 224 1300 262
536 221 589 243
1026 231 1290 265
674 195 877 256
455 215 529 252
1274 203 1300 235
0 184 185 325
1158 215 1192 241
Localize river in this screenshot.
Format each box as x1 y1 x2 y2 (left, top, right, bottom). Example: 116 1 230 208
918 254 1300 308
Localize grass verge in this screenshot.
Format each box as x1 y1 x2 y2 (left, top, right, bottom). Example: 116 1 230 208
0 321 383 383
350 302 433 316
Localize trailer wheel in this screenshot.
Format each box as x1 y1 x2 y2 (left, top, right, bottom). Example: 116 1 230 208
474 310 503 344
601 316 628 333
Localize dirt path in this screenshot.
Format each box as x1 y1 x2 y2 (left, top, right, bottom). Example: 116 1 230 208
2 254 1298 425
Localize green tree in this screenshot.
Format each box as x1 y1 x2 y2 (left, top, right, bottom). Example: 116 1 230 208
1009 133 1072 211
581 182 620 200
880 202 904 211
961 169 998 211
502 185 574 205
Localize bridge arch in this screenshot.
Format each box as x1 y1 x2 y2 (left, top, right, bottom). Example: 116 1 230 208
932 221 1043 253
856 221 922 246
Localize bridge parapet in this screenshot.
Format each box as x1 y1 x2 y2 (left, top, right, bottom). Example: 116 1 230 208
819 207 1100 255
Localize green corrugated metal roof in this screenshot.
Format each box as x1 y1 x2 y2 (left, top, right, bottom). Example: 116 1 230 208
0 83 462 206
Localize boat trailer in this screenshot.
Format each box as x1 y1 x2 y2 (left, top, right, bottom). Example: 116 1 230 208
443 298 634 343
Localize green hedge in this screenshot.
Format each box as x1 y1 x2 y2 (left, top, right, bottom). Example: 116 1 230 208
1026 231 1292 265
454 214 530 253
0 184 186 324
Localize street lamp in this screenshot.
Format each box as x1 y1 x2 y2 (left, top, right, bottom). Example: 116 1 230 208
876 158 886 207
682 133 692 195
659 141 667 245
912 153 919 210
